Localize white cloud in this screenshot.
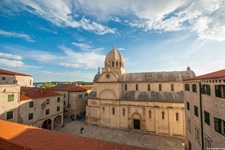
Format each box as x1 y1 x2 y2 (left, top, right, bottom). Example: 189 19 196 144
9 0 115 35
0 52 23 60
117 48 125 51
0 29 34 42
72 42 92 50
0 58 24 67
108 16 121 22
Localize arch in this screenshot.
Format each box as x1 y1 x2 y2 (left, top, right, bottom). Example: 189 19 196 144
131 112 143 130
99 89 117 99
53 115 62 129
41 119 52 130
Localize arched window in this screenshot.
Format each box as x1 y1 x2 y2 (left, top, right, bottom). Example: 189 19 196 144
112 107 115 115
123 108 125 116
162 111 165 119
116 61 118 67
125 84 127 90
171 84 174 91
148 84 150 91
119 62 122 67
176 112 179 121
159 84 162 91
149 110 151 118
112 61 114 67
136 84 138 91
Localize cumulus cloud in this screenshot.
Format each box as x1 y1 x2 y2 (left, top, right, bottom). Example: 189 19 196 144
72 42 92 50
0 29 34 42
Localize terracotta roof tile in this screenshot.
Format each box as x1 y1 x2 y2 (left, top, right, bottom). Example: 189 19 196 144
0 68 30 76
0 137 31 150
185 69 225 81
50 84 93 92
0 120 146 150
20 87 62 101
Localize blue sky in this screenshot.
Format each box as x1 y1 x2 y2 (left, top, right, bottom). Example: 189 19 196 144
0 0 225 82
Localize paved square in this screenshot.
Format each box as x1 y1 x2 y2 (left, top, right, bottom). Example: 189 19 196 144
57 118 185 150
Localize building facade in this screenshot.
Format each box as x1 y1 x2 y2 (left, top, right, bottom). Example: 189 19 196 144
86 46 195 137
50 84 92 119
184 69 225 150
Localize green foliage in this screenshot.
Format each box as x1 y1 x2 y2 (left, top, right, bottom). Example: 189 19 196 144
41 82 54 88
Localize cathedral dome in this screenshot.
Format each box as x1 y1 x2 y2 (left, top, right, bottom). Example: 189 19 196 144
105 48 123 62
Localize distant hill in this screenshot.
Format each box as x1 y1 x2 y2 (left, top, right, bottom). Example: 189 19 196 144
33 81 93 87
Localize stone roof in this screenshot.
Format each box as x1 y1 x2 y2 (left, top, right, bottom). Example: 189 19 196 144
120 91 184 103
105 48 123 61
0 120 146 150
119 70 195 82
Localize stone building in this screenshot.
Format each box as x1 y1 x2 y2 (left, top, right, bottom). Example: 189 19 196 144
184 69 225 150
50 84 92 119
86 46 195 137
19 87 63 130
0 69 33 87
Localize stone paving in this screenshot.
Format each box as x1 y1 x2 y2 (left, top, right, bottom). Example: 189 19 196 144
57 118 185 150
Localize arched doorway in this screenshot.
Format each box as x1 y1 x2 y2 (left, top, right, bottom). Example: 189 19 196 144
54 115 62 129
131 112 142 130
42 119 52 130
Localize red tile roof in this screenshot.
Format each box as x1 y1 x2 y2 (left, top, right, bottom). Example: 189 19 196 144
0 120 146 150
0 137 31 150
0 68 30 76
20 87 62 101
185 69 225 81
50 84 93 92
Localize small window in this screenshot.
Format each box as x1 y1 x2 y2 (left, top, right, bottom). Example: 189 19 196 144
85 93 88 97
136 84 138 91
192 84 197 93
123 108 125 116
79 94 82 98
185 84 190 91
195 127 200 143
8 94 14 102
176 112 179 121
29 101 34 108
148 84 150 91
187 118 191 132
119 62 122 67
116 61 118 67
112 61 114 67
194 106 198 117
112 108 115 115
57 106 60 111
205 137 211 149
171 84 174 91
46 99 50 104
28 113 33 120
2 77 6 80
201 84 210 95
204 111 210 126
214 118 221 133
85 100 88 105
159 84 162 91
57 97 60 102
187 102 190 111
149 110 151 118
125 84 127 91
64 94 66 98
215 85 225 98
7 111 13 120
162 111 165 119
46 109 49 115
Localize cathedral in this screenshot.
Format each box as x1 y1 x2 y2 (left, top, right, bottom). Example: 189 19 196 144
86 46 195 137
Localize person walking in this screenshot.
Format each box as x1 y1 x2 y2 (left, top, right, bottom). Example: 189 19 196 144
80 127 84 134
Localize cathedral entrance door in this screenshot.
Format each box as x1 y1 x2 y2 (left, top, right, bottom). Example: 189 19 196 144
133 119 140 129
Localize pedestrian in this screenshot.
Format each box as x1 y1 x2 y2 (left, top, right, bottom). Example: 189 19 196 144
80 127 84 134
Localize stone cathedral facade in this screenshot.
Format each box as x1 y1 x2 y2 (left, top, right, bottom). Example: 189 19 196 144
86 46 195 137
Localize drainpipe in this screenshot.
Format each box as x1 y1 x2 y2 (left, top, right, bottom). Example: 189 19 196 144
199 81 204 150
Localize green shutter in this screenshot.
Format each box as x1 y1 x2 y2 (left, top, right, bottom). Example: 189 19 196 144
7 111 13 120
8 95 14 102
215 85 221 97
204 111 210 125
194 106 198 117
